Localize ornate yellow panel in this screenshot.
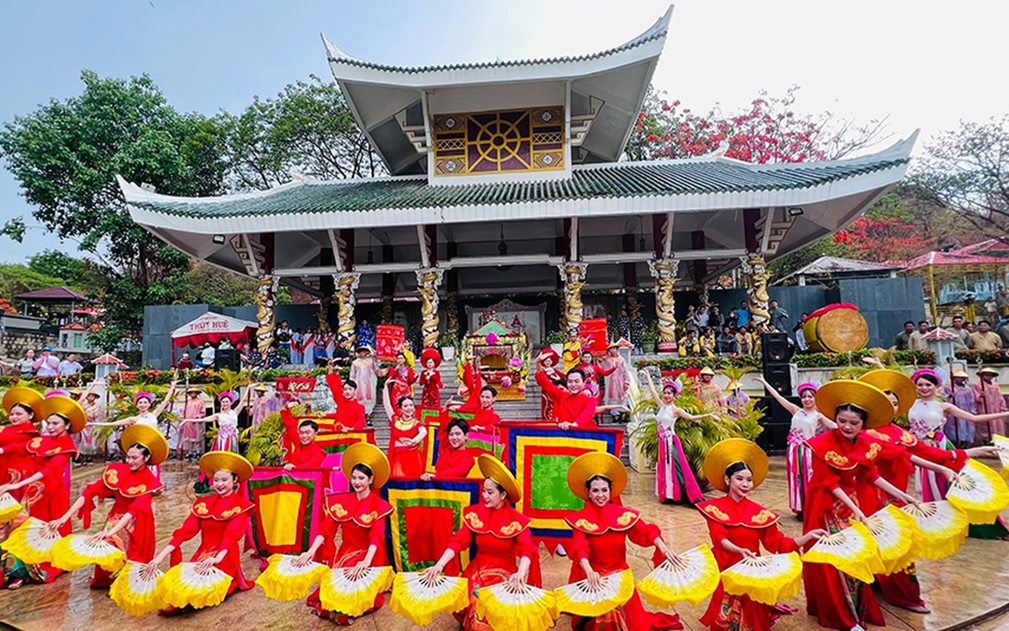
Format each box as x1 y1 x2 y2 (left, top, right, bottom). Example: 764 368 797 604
432 107 565 176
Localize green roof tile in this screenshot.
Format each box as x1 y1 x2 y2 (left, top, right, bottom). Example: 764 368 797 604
128 158 908 219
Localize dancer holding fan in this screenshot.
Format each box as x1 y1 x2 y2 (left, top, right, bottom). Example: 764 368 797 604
47 425 166 588
146 451 256 613
561 451 684 630
293 443 393 623
0 393 86 587
859 369 1001 612
0 387 43 500
697 439 827 631
802 380 923 631
905 368 1009 539
422 455 542 629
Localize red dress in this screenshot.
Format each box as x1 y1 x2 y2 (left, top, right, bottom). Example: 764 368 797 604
0 434 75 586
280 409 328 469
24 434 77 533
168 492 255 595
566 503 683 630
325 373 367 431
536 371 597 427
863 423 967 609
389 416 425 478
307 491 393 621
697 496 799 631
388 366 415 407
0 423 39 497
539 366 565 420
419 369 443 408
802 429 885 631
80 463 161 587
447 504 542 630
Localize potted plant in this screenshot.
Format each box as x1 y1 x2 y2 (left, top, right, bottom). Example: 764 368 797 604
641 321 659 354
545 329 567 355
440 332 458 361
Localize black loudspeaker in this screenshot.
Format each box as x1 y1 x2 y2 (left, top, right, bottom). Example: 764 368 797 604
755 395 798 452
761 332 792 396
214 349 239 371
761 332 790 364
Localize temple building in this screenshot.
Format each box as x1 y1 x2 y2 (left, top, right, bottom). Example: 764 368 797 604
118 6 915 352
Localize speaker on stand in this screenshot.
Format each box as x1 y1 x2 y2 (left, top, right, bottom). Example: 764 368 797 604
758 332 793 452
214 349 239 371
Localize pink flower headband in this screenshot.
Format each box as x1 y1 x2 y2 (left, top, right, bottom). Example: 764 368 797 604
134 392 155 404
911 368 940 385
47 390 70 398
662 380 682 395
796 382 819 396
218 391 237 403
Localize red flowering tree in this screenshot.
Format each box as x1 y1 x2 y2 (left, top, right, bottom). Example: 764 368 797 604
625 85 887 164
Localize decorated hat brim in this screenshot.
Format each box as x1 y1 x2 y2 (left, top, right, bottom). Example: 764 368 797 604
858 370 916 419
477 455 521 503
703 438 768 493
566 452 627 501
815 380 895 429
199 451 254 483
121 425 170 466
2 387 43 419
341 443 390 489
40 395 87 434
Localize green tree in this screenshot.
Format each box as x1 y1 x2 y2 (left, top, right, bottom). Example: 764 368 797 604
184 260 291 307
0 70 229 350
219 75 382 191
27 249 102 290
906 116 1009 236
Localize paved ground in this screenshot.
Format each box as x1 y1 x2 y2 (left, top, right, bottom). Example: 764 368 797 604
2 456 1009 631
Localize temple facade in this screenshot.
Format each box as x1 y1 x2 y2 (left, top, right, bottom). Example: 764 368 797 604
118 6 915 351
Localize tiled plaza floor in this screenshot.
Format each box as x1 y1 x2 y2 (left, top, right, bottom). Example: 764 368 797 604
2 457 1008 631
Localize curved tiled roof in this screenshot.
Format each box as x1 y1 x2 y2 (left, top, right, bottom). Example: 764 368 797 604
124 157 910 220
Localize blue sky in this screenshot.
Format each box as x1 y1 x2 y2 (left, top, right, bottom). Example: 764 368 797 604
1 0 1006 265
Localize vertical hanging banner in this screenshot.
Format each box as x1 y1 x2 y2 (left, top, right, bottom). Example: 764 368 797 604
499 421 624 552
381 478 482 574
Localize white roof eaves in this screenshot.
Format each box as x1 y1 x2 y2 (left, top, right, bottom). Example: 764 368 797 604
127 161 909 236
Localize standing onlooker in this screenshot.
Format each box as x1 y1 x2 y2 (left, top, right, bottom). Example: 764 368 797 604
616 308 631 342
357 320 375 349
945 369 976 446
605 313 617 341
725 307 739 329
176 351 194 370
33 346 60 376
908 320 930 351
969 320 1003 351
697 305 710 329
736 300 751 329
275 319 293 360
684 305 701 335
947 315 970 351
290 328 304 364
708 305 724 330
768 300 789 332
893 321 915 350
794 314 809 353
630 311 645 354
17 349 35 377
58 353 83 376
974 367 1007 439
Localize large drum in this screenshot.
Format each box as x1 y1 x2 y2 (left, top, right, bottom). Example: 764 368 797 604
803 303 868 353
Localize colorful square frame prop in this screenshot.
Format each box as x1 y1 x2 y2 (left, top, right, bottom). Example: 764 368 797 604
499 421 624 551
381 478 482 574
246 467 346 556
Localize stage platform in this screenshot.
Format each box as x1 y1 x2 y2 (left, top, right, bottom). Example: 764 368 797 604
2 457 1008 630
